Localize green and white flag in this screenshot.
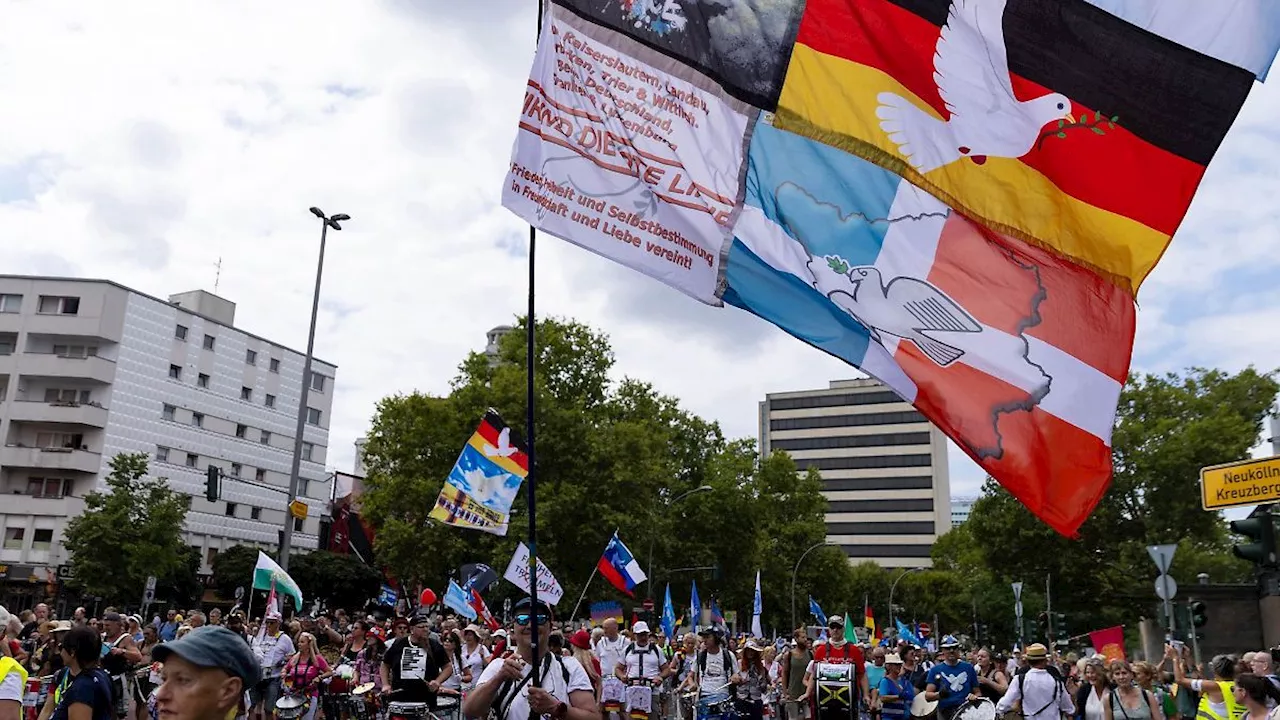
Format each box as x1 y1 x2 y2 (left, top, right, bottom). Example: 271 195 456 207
253 551 302 610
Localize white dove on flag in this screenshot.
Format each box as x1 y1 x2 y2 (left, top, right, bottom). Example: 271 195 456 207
875 0 1073 171
482 427 518 458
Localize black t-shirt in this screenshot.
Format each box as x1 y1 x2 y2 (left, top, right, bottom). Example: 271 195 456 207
383 637 449 706
50 668 115 720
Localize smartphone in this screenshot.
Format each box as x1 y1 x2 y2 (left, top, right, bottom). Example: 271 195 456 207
1169 639 1185 653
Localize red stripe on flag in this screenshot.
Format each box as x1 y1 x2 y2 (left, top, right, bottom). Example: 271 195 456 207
792 0 1201 237
597 557 634 597
474 418 529 472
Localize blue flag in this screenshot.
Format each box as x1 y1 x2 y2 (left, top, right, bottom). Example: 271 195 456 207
444 579 478 620
896 619 923 646
662 584 676 638
378 584 398 607
711 598 724 624
691 581 701 628
808 596 827 625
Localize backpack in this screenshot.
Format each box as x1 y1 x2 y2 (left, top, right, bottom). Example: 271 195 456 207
1015 670 1064 718
697 648 735 680
490 653 572 720
624 642 664 678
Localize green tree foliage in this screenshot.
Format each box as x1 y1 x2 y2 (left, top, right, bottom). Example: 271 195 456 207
360 317 855 629
291 551 383 610
211 544 263 596
953 367 1274 633
63 452 191 606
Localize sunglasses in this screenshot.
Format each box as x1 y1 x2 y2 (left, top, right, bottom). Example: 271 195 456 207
515 612 551 626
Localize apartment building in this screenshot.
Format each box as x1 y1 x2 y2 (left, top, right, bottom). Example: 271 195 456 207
759 378 951 568
0 276 336 589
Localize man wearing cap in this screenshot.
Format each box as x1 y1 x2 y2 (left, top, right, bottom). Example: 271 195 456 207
152 626 262 720
995 644 1072 720
806 615 871 719
924 637 979 720
380 610 451 708
248 612 294 720
465 598 598 720
615 622 670 720
682 627 734 714
101 612 143 719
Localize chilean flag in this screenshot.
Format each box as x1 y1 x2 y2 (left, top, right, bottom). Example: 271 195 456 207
597 533 647 596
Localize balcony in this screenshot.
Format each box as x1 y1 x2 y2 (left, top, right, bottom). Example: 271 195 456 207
7 400 109 428
13 352 116 384
0 312 120 342
0 445 103 474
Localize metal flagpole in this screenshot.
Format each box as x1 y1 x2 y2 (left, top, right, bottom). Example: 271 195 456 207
525 0 546 698
569 565 600 623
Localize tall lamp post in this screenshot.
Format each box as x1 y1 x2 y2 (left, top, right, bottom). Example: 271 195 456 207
791 541 835 631
278 207 349 572
647 485 713 597
889 566 924 629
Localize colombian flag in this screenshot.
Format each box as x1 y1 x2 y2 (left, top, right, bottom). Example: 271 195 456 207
775 0 1264 295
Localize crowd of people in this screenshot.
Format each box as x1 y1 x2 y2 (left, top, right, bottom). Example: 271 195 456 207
2 602 1277 720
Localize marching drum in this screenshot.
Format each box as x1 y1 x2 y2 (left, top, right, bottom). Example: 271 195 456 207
387 701 431 720
910 694 939 720
954 699 997 720
815 663 856 720
436 695 461 720
275 694 310 720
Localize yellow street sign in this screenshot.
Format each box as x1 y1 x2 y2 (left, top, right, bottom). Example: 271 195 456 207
289 499 309 520
1201 455 1280 510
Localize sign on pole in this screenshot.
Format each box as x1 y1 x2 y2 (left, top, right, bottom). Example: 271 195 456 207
1200 455 1280 510
289 499 309 520
1148 544 1178 633
145 575 157 592
234 586 245 600
1147 544 1177 575
1154 575 1178 601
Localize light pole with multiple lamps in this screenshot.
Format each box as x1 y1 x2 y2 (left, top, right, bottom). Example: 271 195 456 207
888 566 924 628
278 207 349 572
647 485 713 597
791 541 835 631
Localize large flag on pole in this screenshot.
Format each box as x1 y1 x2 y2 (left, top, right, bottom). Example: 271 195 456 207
428 410 528 536
253 551 302 611
808 597 827 626
751 571 763 638
864 597 877 641
597 533 647 596
661 585 677 638
444 579 479 620
690 581 702 629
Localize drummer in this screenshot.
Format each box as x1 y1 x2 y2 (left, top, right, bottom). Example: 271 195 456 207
923 637 979 720
152 626 262 720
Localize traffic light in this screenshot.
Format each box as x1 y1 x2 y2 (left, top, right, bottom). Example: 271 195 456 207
1189 600 1208 628
205 466 220 502
1231 507 1277 567
1037 611 1050 638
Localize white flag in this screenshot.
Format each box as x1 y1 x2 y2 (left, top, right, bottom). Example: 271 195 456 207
503 542 565 605
751 570 763 638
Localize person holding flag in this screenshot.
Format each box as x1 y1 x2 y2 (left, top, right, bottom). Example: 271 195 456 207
248 611 293 720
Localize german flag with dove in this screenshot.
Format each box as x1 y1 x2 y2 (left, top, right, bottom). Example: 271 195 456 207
428 410 528 536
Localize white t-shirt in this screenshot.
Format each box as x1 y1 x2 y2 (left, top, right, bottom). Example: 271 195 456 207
595 635 629 675
0 671 23 703
461 644 491 688
477 654 593 720
622 643 666 680
694 648 732 703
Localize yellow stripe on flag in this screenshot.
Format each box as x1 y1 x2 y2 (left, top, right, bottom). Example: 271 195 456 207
775 45 1168 294
466 431 527 478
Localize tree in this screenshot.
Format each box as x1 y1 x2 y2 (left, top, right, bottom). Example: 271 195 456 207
360 316 853 623
63 452 191 606
211 544 264 598
290 551 383 610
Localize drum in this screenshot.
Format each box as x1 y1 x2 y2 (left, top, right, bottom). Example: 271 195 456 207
436 695 461 720
815 663 856 720
352 682 376 697
954 699 996 720
910 694 938 720
275 694 310 720
328 663 355 694
697 699 736 720
387 701 431 719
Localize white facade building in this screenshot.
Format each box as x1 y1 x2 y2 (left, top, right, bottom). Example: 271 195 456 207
759 378 951 568
950 496 976 526
0 277 336 579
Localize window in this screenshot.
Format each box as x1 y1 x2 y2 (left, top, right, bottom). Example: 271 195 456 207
265 394 276 409
241 386 253 401
306 407 322 426
255 468 267 483
269 358 280 373
43 388 76 403
310 372 326 392
225 503 237 517
302 442 315 462
175 324 188 340
230 463 242 478
0 294 20 313
206 548 218 566
0 339 12 356
3 527 25 550
185 453 199 468
299 477 310 498
191 412 204 428
293 517 304 532
156 446 170 463
36 432 82 449
79 389 91 404
37 296 79 315
26 478 66 499
203 334 216 350
31 528 54 551
260 430 271 445
250 507 262 520
54 345 96 358
197 373 210 389
246 349 257 365
162 404 176 421
235 424 247 439
169 364 182 380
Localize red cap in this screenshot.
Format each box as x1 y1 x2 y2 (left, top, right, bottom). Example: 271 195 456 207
569 629 591 650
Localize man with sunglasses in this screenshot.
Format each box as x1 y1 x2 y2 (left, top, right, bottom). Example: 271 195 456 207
465 598 599 720
380 610 452 708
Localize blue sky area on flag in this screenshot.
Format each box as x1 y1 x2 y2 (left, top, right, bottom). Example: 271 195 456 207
0 1 1275 513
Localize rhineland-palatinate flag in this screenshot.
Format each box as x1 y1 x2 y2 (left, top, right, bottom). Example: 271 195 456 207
500 0 1278 536
774 0 1280 294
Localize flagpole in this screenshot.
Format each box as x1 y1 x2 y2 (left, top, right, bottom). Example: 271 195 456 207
568 564 600 622
525 0 545 694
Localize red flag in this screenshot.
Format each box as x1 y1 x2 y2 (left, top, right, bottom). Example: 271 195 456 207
469 589 500 631
1088 626 1126 662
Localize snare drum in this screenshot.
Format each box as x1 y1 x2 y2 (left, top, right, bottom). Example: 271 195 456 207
815 663 856 720
953 699 996 720
275 694 310 720
387 701 431 720
436 695 461 720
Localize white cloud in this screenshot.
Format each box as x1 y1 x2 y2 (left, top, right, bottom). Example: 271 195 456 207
0 0 1274 509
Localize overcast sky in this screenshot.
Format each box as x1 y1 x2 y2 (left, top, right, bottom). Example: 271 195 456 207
1 1 1276 505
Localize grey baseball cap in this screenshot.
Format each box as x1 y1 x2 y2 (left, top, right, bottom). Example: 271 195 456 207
152 626 261 686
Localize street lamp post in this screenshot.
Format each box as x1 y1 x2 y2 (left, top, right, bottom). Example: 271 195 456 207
278 207 349 573
791 541 834 631
648 485 713 597
889 566 923 629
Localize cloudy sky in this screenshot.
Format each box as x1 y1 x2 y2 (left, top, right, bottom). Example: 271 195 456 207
1 0 1276 505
